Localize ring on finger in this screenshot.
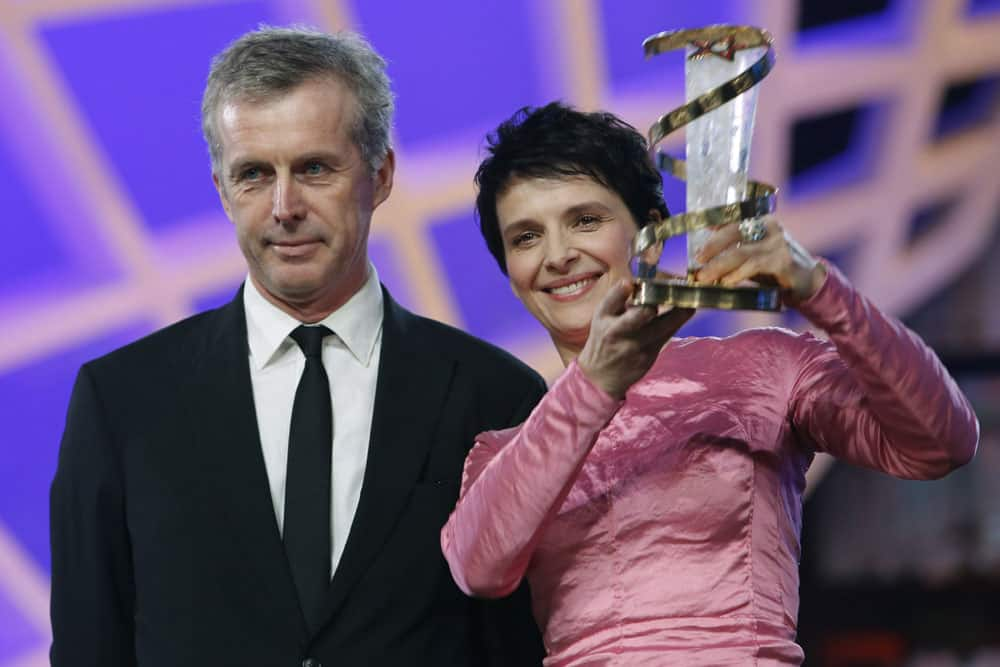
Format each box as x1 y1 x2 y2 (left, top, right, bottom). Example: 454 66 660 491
738 218 767 244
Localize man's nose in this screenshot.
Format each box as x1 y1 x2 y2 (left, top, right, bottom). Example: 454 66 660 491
272 174 307 223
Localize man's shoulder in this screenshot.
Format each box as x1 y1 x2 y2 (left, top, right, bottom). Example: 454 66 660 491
84 302 235 378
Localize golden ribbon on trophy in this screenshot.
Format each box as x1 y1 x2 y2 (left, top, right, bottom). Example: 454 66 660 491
631 25 781 311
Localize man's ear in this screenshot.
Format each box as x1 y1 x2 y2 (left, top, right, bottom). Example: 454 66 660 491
372 148 395 209
213 172 234 223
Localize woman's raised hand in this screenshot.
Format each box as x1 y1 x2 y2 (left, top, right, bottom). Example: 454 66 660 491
693 215 827 305
577 280 694 400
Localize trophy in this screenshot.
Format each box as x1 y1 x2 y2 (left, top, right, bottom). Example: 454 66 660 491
631 25 780 311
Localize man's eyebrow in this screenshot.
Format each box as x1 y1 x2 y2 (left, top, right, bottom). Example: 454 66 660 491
226 159 263 178
295 150 354 170
297 151 339 162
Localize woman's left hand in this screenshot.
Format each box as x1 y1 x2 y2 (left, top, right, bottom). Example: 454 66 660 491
693 215 827 305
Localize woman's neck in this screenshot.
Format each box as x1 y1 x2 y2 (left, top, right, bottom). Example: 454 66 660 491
553 336 584 367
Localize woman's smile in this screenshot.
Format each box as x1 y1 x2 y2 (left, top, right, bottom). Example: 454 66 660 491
541 273 602 300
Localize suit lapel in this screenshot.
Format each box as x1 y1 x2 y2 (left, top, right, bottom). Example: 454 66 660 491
184 288 309 641
316 289 455 626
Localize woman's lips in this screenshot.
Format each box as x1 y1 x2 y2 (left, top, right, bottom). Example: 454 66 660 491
542 275 600 301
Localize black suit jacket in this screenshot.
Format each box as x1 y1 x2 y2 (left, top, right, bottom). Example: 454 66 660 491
50 287 547 666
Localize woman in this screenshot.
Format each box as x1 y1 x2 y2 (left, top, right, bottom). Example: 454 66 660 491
439 102 979 665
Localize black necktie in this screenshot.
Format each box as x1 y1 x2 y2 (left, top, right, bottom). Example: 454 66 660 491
284 324 333 631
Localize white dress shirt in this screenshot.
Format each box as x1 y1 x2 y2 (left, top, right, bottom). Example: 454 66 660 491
243 265 383 578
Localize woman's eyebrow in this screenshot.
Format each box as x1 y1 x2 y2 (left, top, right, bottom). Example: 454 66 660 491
562 201 613 217
500 219 539 238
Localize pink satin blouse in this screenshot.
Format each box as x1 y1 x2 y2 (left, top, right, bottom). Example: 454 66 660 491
441 264 978 666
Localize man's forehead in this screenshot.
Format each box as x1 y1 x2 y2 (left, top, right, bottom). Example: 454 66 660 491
215 82 360 160
219 75 356 115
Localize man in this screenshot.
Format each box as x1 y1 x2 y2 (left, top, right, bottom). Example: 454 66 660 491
50 26 546 666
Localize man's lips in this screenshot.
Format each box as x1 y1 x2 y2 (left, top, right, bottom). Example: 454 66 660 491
269 239 322 258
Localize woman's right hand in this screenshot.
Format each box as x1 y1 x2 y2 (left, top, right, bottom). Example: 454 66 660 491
577 280 694 400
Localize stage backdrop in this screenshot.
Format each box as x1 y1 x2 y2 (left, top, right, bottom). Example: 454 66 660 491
0 0 998 662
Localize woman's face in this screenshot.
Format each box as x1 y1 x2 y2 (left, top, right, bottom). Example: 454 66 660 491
496 175 639 355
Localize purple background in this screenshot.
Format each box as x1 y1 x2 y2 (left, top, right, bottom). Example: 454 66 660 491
0 0 998 663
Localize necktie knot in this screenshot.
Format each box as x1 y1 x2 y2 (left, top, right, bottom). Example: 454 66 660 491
290 325 332 359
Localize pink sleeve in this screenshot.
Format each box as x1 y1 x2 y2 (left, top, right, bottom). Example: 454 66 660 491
790 261 979 479
440 361 621 598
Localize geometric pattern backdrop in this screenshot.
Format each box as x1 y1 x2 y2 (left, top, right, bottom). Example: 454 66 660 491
0 1 998 664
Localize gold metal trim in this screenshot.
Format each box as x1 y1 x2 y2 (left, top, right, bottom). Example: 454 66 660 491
633 278 781 310
632 24 781 312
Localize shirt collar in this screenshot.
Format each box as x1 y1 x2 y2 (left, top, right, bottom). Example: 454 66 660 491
244 264 384 370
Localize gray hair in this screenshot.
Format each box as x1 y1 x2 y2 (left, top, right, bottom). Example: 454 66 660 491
201 25 394 174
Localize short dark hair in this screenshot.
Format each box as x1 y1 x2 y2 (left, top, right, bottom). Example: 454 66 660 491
474 102 667 274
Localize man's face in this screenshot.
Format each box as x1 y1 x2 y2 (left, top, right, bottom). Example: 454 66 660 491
213 77 394 318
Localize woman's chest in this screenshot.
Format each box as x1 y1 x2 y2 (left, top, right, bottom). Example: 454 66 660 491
553 363 793 536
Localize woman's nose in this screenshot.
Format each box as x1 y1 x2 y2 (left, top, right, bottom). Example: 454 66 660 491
543 235 579 273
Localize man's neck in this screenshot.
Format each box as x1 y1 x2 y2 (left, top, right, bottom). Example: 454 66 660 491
250 273 366 324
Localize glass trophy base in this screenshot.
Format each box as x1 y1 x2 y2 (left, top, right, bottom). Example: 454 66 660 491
633 278 780 311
